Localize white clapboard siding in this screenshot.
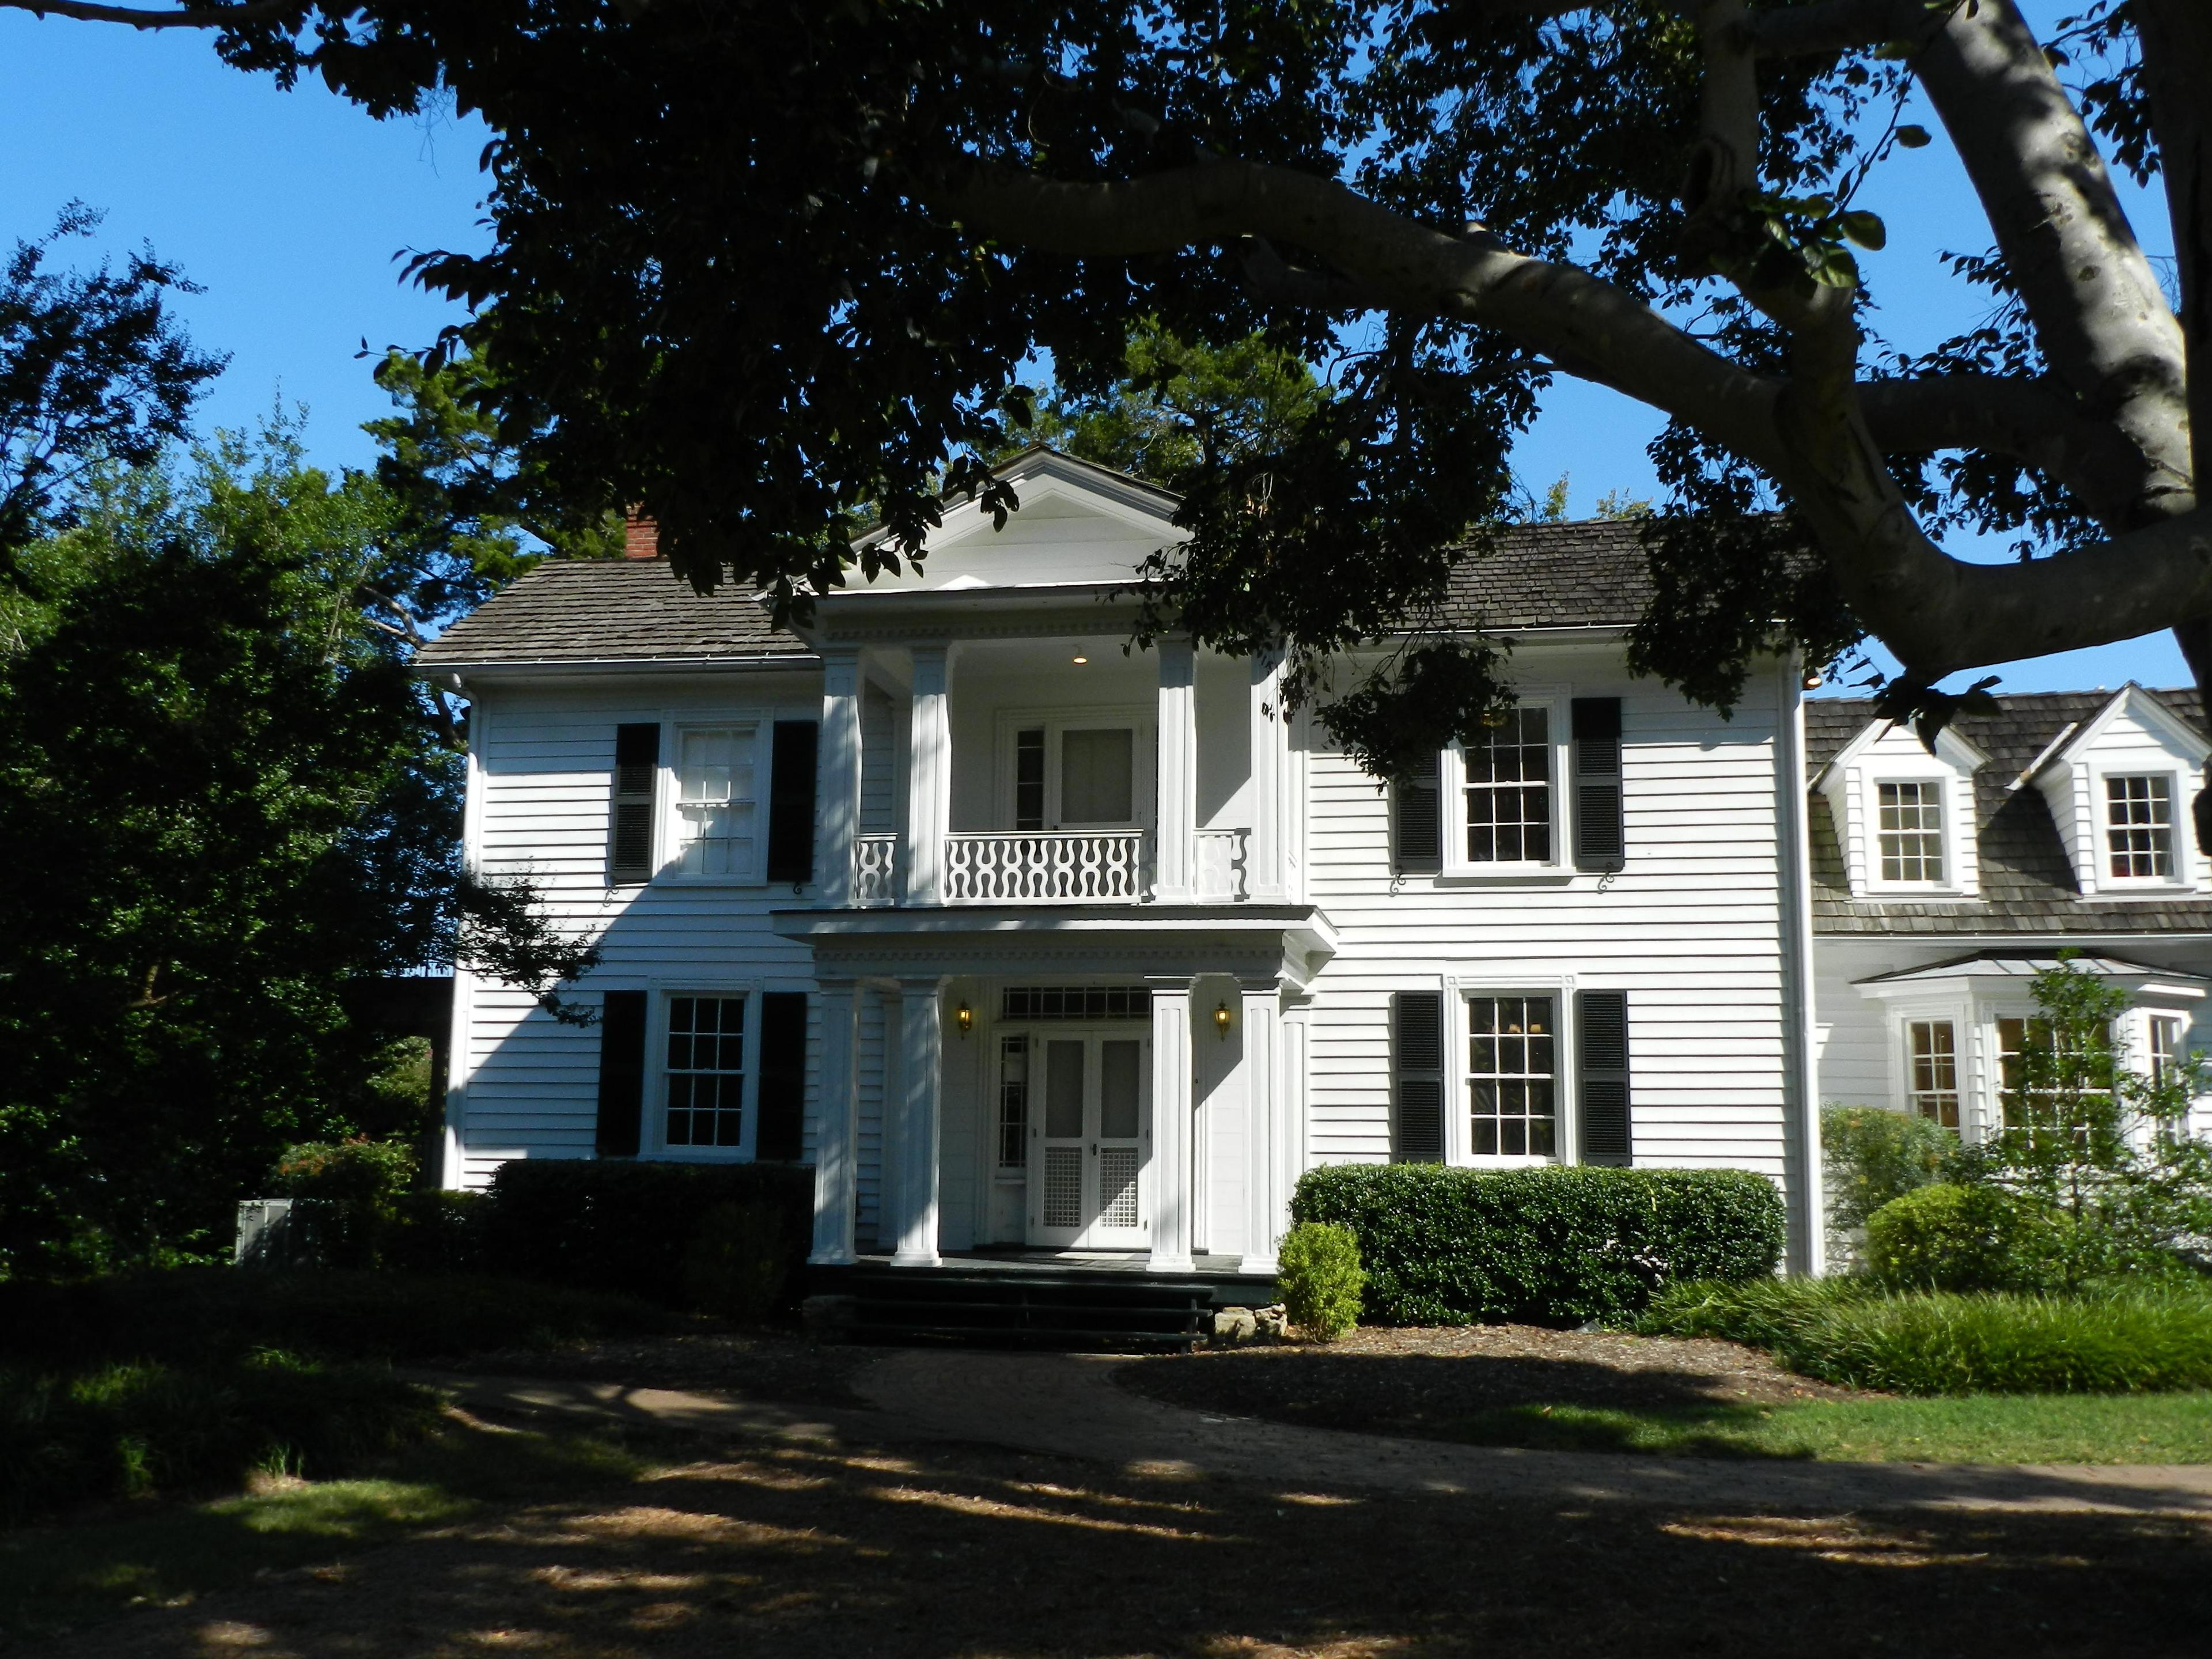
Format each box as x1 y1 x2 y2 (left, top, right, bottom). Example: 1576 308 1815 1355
1299 680 1792 1179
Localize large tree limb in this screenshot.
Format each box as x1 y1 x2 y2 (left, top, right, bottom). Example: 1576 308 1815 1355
1912 0 2191 528
0 0 288 26
1736 0 1941 60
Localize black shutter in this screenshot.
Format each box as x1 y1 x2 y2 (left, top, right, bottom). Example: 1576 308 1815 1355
1571 698 1624 871
609 724 660 884
595 990 649 1157
1395 752 1441 872
766 721 819 884
1393 991 1445 1162
756 991 808 1161
1577 990 1632 1166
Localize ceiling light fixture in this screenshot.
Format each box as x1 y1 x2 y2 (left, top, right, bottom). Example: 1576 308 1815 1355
1071 655 1089 665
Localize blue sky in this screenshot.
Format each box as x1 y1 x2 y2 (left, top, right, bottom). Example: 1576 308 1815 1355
0 3 2186 696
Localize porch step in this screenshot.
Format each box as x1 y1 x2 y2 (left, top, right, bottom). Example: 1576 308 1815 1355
818 1266 1224 1351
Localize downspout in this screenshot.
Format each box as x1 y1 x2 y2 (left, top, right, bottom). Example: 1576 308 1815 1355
1775 654 1825 1274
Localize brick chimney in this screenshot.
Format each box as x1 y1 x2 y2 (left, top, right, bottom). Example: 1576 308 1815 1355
622 513 661 559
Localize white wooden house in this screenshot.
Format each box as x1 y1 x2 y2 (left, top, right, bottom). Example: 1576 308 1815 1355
416 449 1836 1277
1806 686 2212 1142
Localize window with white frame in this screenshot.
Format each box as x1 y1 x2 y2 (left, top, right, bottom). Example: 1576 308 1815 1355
1876 781 1945 884
1905 1019 1960 1128
1464 707 1552 864
673 727 759 876
997 1034 1029 1169
2149 1014 2186 1086
665 995 747 1147
1467 994 1556 1157
2105 774 2176 880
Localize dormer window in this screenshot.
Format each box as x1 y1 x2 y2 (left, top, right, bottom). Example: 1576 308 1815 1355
2105 774 2176 880
1877 781 1945 884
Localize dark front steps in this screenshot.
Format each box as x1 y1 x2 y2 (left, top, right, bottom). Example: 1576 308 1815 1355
816 1264 1228 1351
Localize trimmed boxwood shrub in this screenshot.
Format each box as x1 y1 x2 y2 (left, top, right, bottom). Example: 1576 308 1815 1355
1290 1164 1785 1326
1863 1182 2072 1293
1277 1222 1365 1340
483 1160 816 1317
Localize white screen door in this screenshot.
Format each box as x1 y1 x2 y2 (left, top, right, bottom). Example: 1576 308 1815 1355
1023 1032 1150 1247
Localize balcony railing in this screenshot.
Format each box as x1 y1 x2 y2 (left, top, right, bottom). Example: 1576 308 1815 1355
1195 828 1248 902
851 833 900 905
943 831 1147 903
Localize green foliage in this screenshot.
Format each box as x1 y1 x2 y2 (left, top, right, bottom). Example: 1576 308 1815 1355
484 1161 816 1317
0 1352 438 1521
1290 1164 1785 1327
1643 1278 2212 1396
1863 1183 2072 1294
1276 1222 1365 1341
1821 1105 1955 1234
275 1139 419 1211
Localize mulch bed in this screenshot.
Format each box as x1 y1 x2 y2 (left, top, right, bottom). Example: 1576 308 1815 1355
1118 1323 1858 1436
446 1329 876 1409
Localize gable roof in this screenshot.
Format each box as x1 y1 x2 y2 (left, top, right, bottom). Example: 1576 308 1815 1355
1805 689 2212 937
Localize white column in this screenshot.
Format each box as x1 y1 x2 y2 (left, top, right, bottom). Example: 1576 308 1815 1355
809 980 860 1264
1240 978 1284 1273
905 645 952 906
817 649 863 906
1149 979 1196 1270
1154 638 1198 902
890 976 944 1265
1248 651 1287 902
1278 995 1312 1258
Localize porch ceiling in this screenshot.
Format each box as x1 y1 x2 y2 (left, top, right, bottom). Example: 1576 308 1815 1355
768 903 1338 987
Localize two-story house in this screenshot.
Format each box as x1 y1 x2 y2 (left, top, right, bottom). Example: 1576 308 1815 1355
415 449 1838 1278
1807 687 2212 1142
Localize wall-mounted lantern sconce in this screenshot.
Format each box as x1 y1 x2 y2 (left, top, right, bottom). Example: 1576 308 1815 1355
1214 1002 1231 1040
956 1002 974 1037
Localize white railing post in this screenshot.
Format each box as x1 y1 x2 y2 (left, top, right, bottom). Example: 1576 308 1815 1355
1155 637 1198 903
817 648 863 906
905 645 952 906
851 834 899 904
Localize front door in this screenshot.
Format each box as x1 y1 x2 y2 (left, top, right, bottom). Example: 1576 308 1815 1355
1025 1032 1150 1247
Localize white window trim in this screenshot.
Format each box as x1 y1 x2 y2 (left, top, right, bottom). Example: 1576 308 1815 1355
1889 1004 1969 1131
647 984 761 1161
992 704 1157 832
2088 766 2192 893
1439 688 1573 884
657 715 770 885
1444 972 1575 1168
1861 766 1971 896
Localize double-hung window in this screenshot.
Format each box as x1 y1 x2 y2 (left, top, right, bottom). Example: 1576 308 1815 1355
1464 707 1553 864
673 727 759 876
1906 1019 1960 1129
1467 994 1556 1157
664 994 747 1148
1876 781 1945 884
2105 774 2176 880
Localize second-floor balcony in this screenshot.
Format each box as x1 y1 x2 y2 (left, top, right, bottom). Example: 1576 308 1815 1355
848 827 1249 906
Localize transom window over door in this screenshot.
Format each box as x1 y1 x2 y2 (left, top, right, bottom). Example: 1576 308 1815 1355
2106 775 2175 878
1465 708 1552 863
1906 1020 1960 1128
1877 781 1944 883
1468 995 1556 1157
665 995 745 1147
674 728 757 876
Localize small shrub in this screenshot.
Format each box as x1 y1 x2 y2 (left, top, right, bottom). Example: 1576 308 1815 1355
680 1200 802 1321
1291 1164 1784 1326
1822 1105 1953 1234
1643 1277 2212 1395
1865 1183 2073 1293
275 1139 418 1209
1278 1223 1365 1340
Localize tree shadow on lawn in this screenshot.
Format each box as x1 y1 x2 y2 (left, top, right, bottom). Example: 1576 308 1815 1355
39 1412 2212 1659
1124 1349 1839 1456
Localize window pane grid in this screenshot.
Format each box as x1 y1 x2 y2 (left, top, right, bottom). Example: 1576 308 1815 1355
675 728 757 876
1465 707 1551 863
1467 995 1555 1157
1877 781 1944 883
997 1035 1028 1169
2106 774 2174 878
666 995 746 1147
1907 1020 1960 1129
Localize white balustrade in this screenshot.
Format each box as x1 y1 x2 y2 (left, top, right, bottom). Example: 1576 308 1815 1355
942 831 1147 903
851 834 900 905
1194 828 1249 902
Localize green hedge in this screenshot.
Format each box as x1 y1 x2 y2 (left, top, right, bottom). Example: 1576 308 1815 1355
1289 1164 1786 1326
484 1160 816 1319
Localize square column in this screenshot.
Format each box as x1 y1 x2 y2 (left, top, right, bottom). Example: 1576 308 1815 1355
889 975 945 1265
1239 978 1284 1273
816 649 863 906
1154 638 1198 902
904 645 952 905
808 980 860 1264
1148 979 1196 1270
1248 651 1288 902
1278 995 1312 1260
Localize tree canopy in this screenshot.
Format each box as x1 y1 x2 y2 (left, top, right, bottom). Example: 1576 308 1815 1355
10 4 2208 778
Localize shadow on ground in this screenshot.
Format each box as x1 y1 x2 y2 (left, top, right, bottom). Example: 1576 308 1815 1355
37 1399 2212 1658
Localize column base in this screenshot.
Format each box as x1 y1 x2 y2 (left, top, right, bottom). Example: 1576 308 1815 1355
808 1245 858 1267
890 1248 942 1268
1147 1248 1195 1273
1240 1253 1281 1277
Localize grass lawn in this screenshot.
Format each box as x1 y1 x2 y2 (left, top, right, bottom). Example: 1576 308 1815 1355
1422 1391 2212 1463
0 1404 650 1645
